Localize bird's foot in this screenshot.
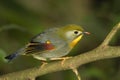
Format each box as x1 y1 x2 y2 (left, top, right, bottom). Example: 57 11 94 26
61 57 72 66
40 61 48 68
50 56 72 67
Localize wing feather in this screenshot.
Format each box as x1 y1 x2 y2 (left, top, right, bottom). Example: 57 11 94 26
24 42 55 55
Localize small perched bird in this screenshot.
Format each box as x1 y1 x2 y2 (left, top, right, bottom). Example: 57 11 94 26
5 24 90 62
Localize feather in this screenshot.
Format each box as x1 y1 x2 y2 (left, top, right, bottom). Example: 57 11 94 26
5 52 18 62
5 48 24 62
25 41 55 54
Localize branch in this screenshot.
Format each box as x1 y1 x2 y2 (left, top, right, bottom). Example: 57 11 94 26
0 23 120 80
100 23 120 47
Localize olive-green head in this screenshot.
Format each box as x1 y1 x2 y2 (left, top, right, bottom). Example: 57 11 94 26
57 24 89 48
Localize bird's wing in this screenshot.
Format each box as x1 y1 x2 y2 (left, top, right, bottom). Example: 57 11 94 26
24 41 55 55
24 28 59 55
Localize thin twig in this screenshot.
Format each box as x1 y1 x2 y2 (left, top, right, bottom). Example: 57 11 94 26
100 23 120 47
72 68 81 80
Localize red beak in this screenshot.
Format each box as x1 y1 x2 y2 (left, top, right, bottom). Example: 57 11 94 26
83 32 90 35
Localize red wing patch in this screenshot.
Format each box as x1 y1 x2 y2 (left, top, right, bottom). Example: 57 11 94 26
44 43 55 50
25 41 55 54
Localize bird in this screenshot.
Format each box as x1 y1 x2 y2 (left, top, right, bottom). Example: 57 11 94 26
5 24 90 62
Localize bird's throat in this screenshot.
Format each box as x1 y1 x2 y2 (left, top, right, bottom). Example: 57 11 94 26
70 35 83 48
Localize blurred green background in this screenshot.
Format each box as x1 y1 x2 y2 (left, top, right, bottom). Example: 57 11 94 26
0 0 120 80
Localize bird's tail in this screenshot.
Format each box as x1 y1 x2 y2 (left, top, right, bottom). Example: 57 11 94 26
5 52 19 62
5 48 24 62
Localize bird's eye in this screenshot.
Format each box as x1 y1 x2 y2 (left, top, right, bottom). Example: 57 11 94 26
74 31 79 34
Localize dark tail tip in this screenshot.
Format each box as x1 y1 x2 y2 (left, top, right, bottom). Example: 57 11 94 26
5 53 18 62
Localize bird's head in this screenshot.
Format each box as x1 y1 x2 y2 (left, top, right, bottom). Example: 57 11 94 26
58 24 90 48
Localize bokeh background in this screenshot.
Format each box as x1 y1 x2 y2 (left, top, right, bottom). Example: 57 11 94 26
0 0 120 80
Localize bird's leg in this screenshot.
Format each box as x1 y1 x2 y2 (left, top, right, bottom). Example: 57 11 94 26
40 57 72 68
72 68 81 80
40 61 48 68
61 57 72 65
50 57 72 66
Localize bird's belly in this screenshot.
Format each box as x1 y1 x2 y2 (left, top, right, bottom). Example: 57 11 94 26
32 47 71 61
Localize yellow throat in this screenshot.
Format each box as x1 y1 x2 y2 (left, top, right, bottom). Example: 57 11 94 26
69 35 83 48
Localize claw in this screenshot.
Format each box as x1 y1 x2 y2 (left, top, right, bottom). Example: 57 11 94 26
61 57 72 66
40 62 48 68
50 57 72 67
